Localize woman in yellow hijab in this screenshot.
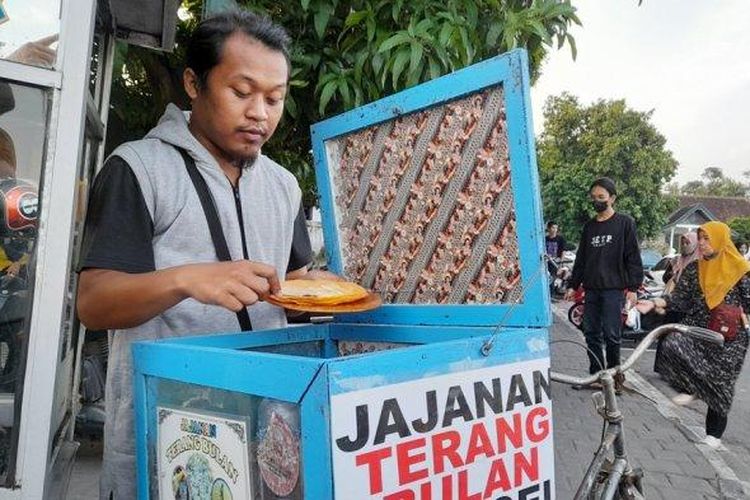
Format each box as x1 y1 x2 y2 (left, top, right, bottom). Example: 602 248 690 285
649 221 750 449
697 221 750 309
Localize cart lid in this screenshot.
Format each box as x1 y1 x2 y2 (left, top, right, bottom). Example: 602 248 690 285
310 49 551 328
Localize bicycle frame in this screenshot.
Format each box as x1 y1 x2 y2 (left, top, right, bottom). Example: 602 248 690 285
574 372 634 499
550 323 723 500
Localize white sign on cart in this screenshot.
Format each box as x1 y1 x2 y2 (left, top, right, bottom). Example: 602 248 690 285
331 358 554 500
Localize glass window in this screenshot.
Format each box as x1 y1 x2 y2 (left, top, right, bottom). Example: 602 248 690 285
0 78 49 481
88 34 103 98
0 0 61 69
60 131 99 362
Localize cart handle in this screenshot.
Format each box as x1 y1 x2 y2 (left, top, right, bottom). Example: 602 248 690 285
550 323 724 387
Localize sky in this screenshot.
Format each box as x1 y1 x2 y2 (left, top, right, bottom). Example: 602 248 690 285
530 0 750 186
0 1 60 59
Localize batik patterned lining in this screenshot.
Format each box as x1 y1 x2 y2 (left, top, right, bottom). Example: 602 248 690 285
328 85 521 304
337 341 407 357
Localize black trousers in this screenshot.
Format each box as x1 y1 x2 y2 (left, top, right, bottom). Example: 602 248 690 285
706 408 728 439
582 288 624 374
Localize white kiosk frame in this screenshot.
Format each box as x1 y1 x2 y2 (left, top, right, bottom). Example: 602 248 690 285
0 0 176 497
0 1 102 497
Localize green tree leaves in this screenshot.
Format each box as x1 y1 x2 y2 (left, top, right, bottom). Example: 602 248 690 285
538 93 679 242
680 167 748 197
109 0 580 208
729 217 750 246
314 4 334 39
255 0 580 206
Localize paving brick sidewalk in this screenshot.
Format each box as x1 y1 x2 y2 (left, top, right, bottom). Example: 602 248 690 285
550 319 725 499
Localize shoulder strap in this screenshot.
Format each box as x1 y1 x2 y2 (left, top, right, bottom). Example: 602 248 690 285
176 148 253 332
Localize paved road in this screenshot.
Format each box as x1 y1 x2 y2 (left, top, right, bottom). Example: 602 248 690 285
551 298 750 497
635 342 750 483
550 321 720 498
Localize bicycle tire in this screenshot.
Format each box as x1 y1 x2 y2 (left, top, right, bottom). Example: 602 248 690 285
568 302 585 331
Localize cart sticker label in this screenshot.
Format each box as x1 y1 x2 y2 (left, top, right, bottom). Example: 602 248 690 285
331 358 554 499
157 407 252 500
257 410 300 496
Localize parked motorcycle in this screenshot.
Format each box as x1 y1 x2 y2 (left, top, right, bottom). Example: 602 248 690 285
643 270 664 297
0 179 38 395
547 257 573 299
567 281 665 345
0 275 27 394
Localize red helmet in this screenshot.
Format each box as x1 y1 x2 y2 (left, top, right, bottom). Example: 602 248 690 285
0 179 38 233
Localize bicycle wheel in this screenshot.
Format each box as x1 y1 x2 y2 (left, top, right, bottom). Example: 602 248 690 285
568 302 585 331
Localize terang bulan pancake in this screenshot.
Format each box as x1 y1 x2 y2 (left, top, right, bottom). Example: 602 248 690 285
272 279 369 306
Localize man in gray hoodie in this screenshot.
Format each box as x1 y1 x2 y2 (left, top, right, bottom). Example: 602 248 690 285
77 11 316 499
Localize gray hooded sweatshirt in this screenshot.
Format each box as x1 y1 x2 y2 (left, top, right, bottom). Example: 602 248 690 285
96 104 302 499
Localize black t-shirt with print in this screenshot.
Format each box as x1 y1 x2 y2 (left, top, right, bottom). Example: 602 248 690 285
570 212 643 291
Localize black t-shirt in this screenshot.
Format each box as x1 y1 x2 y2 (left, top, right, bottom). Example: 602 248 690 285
545 234 565 259
78 156 313 274
569 212 643 291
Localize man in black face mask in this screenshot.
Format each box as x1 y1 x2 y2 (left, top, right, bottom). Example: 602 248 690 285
565 177 643 393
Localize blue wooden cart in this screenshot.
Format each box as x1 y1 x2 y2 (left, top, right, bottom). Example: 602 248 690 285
133 48 553 500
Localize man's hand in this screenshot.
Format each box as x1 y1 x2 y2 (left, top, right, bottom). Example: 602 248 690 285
652 297 667 309
625 291 637 309
78 261 281 331
563 288 576 302
177 260 281 312
8 34 58 67
636 299 655 314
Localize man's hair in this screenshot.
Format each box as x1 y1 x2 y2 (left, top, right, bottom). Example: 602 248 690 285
546 221 557 229
185 10 291 90
590 177 617 196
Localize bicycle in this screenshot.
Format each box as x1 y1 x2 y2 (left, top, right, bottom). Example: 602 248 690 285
550 323 724 499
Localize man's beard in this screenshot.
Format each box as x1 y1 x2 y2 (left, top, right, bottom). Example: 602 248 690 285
230 152 259 170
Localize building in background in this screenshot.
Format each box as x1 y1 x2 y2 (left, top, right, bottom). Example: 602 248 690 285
663 195 750 251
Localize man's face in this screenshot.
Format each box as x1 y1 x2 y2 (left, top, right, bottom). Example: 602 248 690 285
547 224 558 237
185 33 288 164
590 186 614 207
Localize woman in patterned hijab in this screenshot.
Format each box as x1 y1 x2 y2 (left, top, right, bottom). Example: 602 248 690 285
667 232 700 289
